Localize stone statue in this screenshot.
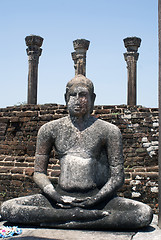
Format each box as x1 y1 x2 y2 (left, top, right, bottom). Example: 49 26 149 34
1 75 153 229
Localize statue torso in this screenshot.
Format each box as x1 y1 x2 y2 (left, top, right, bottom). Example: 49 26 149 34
49 116 111 192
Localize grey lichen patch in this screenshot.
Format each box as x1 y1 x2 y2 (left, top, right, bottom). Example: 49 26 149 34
151 187 158 193
132 192 141 198
121 114 132 120
142 137 158 158
146 180 158 187
130 180 141 185
135 175 144 180
153 122 159 127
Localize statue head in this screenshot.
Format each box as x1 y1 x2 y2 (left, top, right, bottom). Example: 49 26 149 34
65 74 96 116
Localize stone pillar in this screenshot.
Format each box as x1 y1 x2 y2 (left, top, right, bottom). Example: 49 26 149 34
158 0 161 228
25 35 43 104
71 39 90 76
123 37 141 106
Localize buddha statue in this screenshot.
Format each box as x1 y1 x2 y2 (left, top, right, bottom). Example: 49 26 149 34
1 75 153 229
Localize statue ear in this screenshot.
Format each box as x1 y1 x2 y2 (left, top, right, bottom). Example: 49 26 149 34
90 93 96 113
92 93 96 103
64 93 67 104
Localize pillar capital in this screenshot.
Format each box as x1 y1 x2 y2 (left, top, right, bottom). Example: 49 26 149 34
25 35 43 62
25 35 43 48
123 37 141 52
71 39 90 76
73 39 90 51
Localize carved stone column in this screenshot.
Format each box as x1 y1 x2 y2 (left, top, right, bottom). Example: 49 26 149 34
123 37 141 106
25 35 43 104
71 39 90 76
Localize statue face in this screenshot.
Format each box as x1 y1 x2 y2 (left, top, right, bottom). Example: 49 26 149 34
67 85 92 117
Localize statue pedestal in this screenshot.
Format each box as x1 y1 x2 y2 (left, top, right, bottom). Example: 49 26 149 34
0 215 160 240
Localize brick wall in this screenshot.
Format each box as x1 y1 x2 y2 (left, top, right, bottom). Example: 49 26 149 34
0 104 159 213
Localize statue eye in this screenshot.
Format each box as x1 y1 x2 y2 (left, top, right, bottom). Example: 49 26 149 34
70 92 77 97
79 92 87 97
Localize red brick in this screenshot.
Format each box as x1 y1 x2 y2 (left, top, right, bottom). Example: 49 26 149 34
15 157 25 162
146 166 159 172
11 168 24 174
25 168 34 176
25 157 35 162
0 117 10 123
12 180 22 186
0 162 14 167
0 167 11 173
51 170 61 177
12 174 25 181
132 172 158 180
28 163 34 167
4 157 15 161
15 162 28 167
10 117 19 122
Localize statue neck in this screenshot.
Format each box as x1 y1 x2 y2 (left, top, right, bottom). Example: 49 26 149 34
69 113 91 131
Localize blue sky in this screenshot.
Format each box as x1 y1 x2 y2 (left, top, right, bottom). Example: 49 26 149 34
0 0 158 108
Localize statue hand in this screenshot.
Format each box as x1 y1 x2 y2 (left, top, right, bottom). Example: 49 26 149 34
47 189 65 204
70 196 101 208
43 184 70 207
55 195 77 208
56 196 95 209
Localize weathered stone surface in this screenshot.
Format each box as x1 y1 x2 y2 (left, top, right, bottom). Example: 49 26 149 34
1 75 153 229
71 39 90 76
25 35 43 105
123 37 141 106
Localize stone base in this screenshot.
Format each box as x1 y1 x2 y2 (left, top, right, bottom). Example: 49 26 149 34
0 215 160 240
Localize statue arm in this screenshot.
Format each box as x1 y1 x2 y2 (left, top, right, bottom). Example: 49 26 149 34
95 126 124 201
33 124 63 203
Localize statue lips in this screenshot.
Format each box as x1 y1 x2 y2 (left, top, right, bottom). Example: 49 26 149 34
74 105 82 111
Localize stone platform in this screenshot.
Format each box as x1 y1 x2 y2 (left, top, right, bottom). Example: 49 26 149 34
0 215 161 240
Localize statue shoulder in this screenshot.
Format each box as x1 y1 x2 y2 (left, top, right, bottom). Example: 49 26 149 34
37 116 68 137
96 119 121 136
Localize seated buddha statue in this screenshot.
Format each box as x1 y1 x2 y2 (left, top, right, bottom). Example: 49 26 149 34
1 74 153 229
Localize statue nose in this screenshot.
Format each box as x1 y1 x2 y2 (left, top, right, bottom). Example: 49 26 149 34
75 94 80 104
76 93 79 100
76 99 79 104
